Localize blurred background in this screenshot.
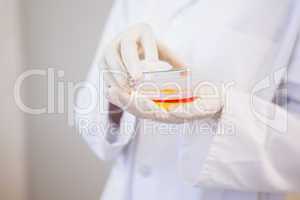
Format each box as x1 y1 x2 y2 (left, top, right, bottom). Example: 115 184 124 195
0 0 299 200
1 0 112 199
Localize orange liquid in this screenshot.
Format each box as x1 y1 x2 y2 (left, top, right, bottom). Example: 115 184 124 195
153 97 197 111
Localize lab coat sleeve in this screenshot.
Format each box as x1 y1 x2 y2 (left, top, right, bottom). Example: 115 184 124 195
197 89 300 192
179 1 300 192
180 62 300 192
75 0 136 161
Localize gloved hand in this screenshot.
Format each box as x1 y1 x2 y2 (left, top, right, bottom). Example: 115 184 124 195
102 23 178 90
103 23 222 123
106 84 223 123
168 84 223 121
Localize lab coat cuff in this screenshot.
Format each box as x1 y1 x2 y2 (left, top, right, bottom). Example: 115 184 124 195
195 132 232 189
78 87 136 160
85 111 136 160
180 89 248 188
195 89 246 187
196 89 267 190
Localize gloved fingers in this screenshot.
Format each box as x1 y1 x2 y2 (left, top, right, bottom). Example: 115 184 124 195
106 86 151 113
139 26 159 62
157 42 185 68
106 86 184 123
118 89 164 116
120 24 162 82
168 102 201 121
122 23 159 62
102 59 120 89
168 83 223 121
120 27 144 82
103 40 129 90
169 98 222 120
117 90 186 123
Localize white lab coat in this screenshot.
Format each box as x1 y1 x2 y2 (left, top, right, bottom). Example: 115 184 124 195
76 0 300 200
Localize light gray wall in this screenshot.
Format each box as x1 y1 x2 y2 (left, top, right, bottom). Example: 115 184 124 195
23 0 113 200
0 0 27 200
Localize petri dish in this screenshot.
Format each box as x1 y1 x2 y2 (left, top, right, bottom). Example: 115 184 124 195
136 67 197 111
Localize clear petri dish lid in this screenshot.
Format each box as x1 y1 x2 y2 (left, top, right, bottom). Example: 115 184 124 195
141 61 173 73
142 66 190 82
137 65 193 100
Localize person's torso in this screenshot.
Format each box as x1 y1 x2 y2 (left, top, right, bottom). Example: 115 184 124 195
101 0 299 199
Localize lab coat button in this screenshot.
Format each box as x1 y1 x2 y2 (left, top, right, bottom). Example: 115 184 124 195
138 165 152 177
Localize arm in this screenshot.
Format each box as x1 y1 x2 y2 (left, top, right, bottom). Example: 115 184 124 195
194 88 300 192
75 0 136 161
180 30 300 193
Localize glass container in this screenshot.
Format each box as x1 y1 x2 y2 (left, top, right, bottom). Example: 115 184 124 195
136 67 197 111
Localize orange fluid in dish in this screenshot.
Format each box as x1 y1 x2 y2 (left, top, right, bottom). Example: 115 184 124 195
153 96 197 111
138 67 196 111
140 88 197 111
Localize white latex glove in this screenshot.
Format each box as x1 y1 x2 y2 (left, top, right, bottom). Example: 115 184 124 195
106 86 184 123
103 23 222 123
168 84 223 121
103 24 173 90
106 84 223 123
